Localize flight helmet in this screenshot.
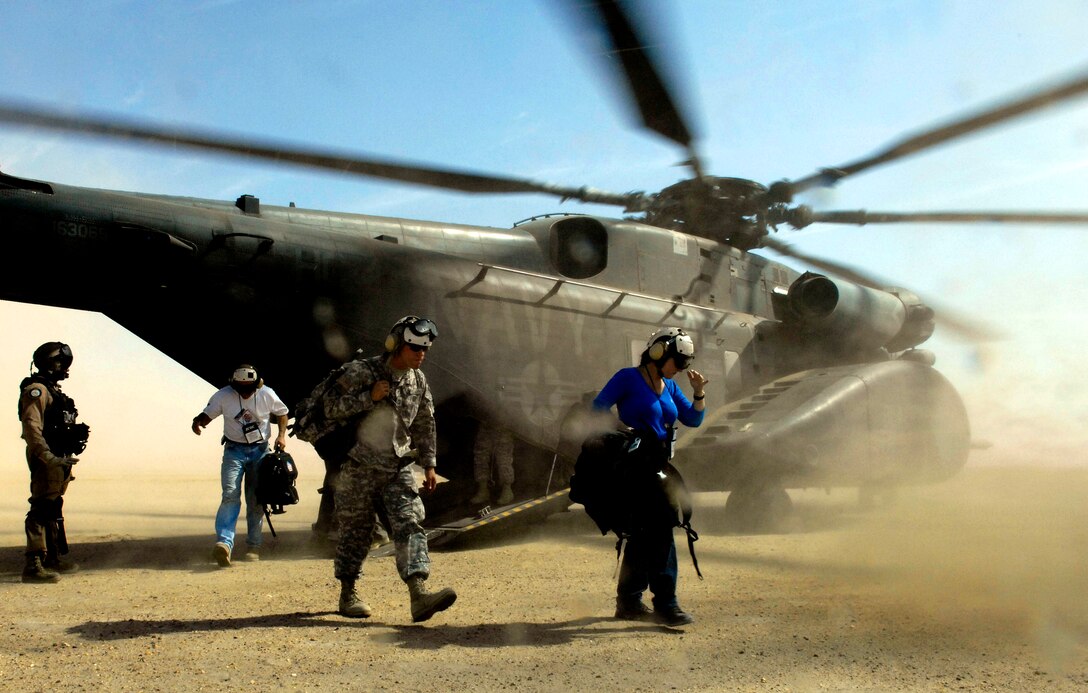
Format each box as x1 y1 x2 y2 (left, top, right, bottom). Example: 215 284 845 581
384 316 439 353
644 327 694 370
32 342 73 378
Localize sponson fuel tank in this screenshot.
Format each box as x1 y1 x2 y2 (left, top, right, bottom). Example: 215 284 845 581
677 360 970 490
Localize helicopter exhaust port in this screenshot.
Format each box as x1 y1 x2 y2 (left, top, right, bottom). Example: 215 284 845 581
548 216 608 279
785 272 934 353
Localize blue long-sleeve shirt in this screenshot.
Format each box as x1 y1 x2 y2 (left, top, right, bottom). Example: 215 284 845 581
593 367 704 440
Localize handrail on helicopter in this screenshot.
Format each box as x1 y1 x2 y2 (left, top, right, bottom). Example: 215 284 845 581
449 262 731 330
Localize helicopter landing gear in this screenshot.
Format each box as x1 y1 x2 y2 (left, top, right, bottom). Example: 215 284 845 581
723 481 793 534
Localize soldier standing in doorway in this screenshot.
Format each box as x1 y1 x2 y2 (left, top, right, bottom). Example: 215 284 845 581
470 424 516 506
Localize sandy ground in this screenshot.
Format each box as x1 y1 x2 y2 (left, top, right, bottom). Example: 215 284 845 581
1 459 1087 692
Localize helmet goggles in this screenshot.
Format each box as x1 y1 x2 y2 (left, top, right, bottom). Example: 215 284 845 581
671 334 695 370
402 317 438 349
34 342 73 373
232 366 258 383
646 327 695 370
49 344 74 368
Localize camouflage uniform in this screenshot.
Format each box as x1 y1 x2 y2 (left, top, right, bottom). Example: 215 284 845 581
326 355 436 582
473 426 515 489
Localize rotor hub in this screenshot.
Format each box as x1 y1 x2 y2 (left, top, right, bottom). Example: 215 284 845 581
641 176 770 249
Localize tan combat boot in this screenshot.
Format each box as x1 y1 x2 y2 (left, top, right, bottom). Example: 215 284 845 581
496 484 514 505
22 554 60 584
407 575 456 623
338 580 372 618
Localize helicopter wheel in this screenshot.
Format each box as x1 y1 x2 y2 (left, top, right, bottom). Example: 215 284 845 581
723 481 793 534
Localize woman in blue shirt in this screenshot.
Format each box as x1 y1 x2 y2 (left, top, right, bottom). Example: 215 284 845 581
593 327 708 627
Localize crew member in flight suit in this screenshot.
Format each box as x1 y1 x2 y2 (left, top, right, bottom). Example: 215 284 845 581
19 342 89 583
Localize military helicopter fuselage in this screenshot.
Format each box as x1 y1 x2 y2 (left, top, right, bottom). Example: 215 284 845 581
1 169 969 528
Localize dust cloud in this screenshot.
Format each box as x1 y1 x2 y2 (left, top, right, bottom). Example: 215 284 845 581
2 288 1087 689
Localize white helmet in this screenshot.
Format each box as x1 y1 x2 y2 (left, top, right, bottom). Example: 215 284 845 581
231 365 259 383
384 315 439 352
645 327 694 367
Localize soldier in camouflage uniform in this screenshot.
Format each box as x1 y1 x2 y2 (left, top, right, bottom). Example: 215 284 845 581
470 424 516 506
325 316 456 622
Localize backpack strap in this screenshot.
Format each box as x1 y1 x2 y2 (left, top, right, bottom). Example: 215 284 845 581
666 462 703 579
263 506 279 538
680 520 703 579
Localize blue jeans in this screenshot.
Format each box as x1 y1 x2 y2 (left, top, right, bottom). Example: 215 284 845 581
617 525 679 611
214 441 267 552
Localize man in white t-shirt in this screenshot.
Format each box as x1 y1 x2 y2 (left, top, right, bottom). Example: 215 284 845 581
191 365 289 567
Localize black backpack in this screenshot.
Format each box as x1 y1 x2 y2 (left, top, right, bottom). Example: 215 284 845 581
256 450 299 537
289 363 360 460
569 430 702 578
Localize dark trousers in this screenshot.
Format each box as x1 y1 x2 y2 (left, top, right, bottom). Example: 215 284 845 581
616 431 680 609
617 524 679 610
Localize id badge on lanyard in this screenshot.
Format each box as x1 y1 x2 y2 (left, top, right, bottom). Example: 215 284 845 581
235 395 265 444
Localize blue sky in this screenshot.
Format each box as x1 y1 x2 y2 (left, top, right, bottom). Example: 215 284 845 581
2 0 1087 472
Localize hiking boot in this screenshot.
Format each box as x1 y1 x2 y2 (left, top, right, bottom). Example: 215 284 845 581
43 556 80 573
243 549 260 562
469 482 490 505
496 484 514 505
213 542 231 568
407 575 456 623
22 554 60 584
654 605 694 627
338 581 372 618
614 598 654 621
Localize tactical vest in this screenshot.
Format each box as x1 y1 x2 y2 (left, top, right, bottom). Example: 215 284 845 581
18 375 90 456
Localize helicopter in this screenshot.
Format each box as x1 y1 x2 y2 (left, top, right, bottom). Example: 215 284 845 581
2 2 1087 534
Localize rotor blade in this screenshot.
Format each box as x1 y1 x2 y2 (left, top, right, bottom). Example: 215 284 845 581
785 67 1088 196
760 236 886 290
810 209 1088 226
568 0 704 176
760 236 998 342
0 99 646 208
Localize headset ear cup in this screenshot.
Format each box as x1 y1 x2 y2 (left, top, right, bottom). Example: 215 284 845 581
648 341 665 361
384 334 397 352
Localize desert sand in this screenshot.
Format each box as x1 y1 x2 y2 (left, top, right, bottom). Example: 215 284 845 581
1 454 1086 692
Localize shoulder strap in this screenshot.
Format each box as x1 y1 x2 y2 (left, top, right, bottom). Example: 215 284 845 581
665 462 703 579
